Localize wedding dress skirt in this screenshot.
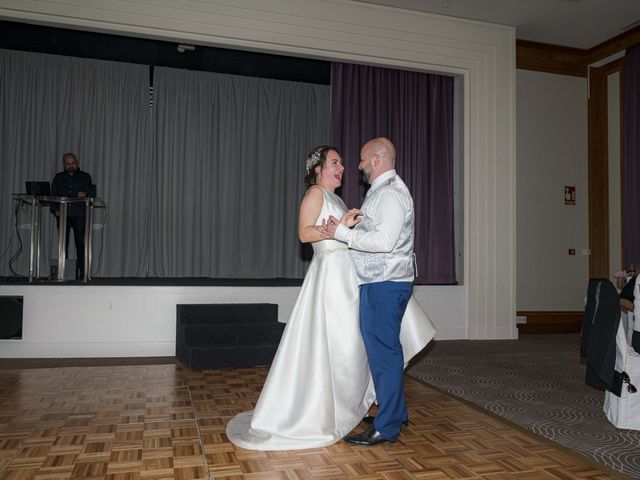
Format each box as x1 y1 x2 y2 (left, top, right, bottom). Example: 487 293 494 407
226 188 436 450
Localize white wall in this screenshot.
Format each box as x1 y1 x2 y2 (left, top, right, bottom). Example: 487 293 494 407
516 70 588 311
0 0 517 345
0 285 466 357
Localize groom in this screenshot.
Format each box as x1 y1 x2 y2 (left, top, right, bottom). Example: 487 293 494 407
319 136 415 446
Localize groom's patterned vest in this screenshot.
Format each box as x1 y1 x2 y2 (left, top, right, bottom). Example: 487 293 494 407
350 174 415 285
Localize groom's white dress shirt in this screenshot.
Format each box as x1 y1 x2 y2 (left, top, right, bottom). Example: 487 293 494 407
334 169 415 285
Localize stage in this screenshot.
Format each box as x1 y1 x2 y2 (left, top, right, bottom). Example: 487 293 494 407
0 278 467 358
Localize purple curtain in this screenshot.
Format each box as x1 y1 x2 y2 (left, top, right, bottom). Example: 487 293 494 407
330 62 455 284
623 44 640 269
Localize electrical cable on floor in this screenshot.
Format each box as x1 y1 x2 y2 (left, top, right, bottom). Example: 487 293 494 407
3 197 108 280
0 201 20 262
5 200 26 278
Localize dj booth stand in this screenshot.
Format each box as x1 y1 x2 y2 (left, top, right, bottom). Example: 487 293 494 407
12 195 94 283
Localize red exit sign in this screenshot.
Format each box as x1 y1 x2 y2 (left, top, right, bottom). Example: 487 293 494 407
564 186 576 205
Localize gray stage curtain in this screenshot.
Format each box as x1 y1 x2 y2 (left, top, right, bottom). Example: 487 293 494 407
150 67 329 277
0 49 330 279
623 44 640 269
330 62 455 285
0 49 152 277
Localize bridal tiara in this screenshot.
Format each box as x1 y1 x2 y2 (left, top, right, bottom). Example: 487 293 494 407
306 146 327 174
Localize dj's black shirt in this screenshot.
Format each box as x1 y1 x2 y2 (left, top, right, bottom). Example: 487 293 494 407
50 169 93 217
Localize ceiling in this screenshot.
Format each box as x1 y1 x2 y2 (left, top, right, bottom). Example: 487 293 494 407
354 0 640 49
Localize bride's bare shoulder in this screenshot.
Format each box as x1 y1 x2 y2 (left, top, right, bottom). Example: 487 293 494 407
302 185 325 202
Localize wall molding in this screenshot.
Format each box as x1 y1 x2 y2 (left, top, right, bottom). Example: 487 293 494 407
516 25 640 77
587 25 640 64
516 40 589 77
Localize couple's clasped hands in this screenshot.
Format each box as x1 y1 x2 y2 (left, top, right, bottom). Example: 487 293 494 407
316 209 364 239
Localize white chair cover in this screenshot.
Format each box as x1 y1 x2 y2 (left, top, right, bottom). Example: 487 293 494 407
604 275 640 429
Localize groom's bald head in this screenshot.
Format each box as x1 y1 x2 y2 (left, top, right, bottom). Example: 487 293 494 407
359 137 396 184
365 137 396 167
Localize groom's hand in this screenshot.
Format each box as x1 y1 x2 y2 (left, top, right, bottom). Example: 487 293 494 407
342 209 364 228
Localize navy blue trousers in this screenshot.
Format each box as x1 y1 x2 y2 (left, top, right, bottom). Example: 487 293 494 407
359 281 412 441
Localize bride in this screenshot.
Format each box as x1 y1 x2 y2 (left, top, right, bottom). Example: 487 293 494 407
226 145 435 450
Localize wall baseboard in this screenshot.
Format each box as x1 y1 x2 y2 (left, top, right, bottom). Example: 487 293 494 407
516 311 584 334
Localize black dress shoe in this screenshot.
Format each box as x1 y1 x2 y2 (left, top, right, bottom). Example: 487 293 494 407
345 425 392 446
362 416 409 427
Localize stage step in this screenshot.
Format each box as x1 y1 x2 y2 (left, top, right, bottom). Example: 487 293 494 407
176 303 284 370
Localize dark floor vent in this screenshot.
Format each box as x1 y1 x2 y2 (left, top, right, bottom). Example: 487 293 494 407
176 303 283 370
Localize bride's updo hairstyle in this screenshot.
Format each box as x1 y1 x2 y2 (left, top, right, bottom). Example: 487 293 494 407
304 145 341 190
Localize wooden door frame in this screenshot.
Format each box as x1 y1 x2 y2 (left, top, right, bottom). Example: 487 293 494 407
587 58 624 278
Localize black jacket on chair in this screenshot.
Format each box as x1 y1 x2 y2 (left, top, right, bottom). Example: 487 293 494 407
581 278 623 396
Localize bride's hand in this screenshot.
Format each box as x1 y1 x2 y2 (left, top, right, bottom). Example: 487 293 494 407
316 216 339 239
341 209 364 228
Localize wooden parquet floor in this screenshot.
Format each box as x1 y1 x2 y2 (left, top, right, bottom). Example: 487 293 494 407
0 364 626 480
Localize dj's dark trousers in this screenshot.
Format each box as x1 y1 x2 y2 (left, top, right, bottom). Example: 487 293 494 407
55 215 86 277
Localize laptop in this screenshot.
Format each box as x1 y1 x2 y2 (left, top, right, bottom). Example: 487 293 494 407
25 181 51 196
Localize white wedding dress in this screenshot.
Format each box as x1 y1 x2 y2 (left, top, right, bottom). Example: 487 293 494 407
226 188 436 450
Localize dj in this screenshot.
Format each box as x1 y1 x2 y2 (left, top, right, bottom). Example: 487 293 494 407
50 152 93 280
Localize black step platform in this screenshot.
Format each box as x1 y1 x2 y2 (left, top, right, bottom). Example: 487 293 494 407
176 303 284 370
